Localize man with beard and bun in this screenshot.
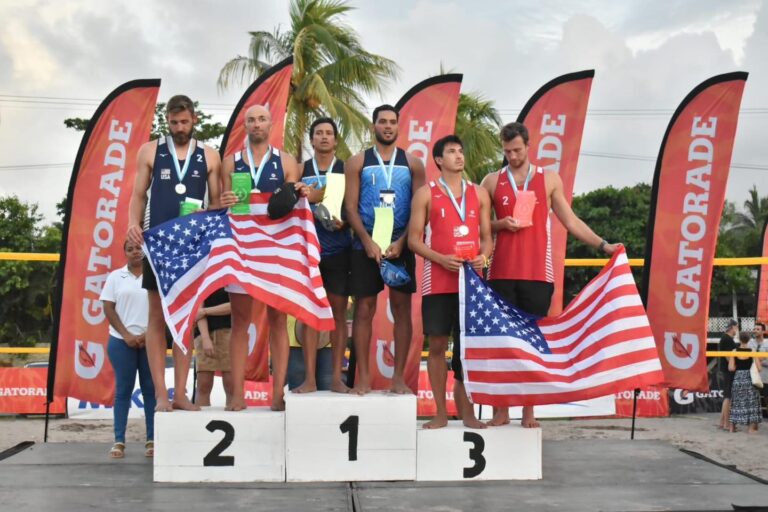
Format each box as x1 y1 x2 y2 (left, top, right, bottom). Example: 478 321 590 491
344 104 426 395
408 135 492 429
219 104 308 412
293 117 352 394
480 122 620 428
127 95 223 412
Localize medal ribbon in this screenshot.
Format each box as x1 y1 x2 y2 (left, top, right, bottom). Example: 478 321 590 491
506 163 533 199
311 156 336 188
167 135 195 184
373 146 397 190
247 144 273 189
439 176 467 223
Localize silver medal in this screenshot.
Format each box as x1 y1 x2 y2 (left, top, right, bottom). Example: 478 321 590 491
175 183 187 195
458 224 469 237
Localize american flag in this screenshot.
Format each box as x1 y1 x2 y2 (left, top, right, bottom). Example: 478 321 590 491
459 248 664 407
143 194 334 352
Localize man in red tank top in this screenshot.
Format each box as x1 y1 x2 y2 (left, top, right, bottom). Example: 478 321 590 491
409 135 493 429
480 122 620 428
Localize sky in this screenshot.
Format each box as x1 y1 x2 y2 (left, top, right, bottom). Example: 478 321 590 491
0 0 766 222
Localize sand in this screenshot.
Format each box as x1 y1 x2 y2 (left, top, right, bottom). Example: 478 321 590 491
1 412 766 479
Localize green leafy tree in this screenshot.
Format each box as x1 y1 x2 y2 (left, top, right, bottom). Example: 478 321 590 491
455 91 502 183
218 0 399 158
64 102 225 146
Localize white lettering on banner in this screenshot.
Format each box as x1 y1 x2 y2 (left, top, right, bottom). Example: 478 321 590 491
407 120 433 168
673 388 724 405
79 121 131 328
73 340 105 379
0 387 46 397
615 390 661 400
667 116 717 369
538 114 566 172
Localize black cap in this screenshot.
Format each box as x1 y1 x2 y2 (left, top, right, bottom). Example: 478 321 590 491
267 182 299 219
727 319 738 328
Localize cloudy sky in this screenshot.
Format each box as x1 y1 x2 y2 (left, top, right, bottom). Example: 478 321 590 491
1 0 766 222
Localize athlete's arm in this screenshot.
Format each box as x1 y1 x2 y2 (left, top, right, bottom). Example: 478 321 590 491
473 186 494 273
205 146 223 209
127 141 155 245
481 171 520 233
344 152 381 262
547 171 620 255
299 161 325 204
407 186 462 272
220 155 237 207
283 153 310 197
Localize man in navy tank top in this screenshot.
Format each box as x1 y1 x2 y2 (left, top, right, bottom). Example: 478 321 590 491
127 95 223 412
480 122 620 428
344 105 425 395
219 104 307 412
293 117 352 394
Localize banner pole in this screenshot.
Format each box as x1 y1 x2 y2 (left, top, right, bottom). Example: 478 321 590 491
44 401 50 443
630 388 639 440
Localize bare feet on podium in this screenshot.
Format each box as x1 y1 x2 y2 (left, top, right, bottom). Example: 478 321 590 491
486 407 510 426
462 415 488 429
172 395 201 411
351 383 371 395
292 380 317 394
422 415 448 429
155 397 173 412
389 377 413 395
521 406 540 428
225 395 247 411
329 379 350 394
270 396 286 411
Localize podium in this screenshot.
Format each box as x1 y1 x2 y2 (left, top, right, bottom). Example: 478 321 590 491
154 408 285 482
416 421 542 481
285 391 417 482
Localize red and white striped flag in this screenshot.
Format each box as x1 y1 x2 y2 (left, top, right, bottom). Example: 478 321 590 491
144 194 334 352
459 248 664 407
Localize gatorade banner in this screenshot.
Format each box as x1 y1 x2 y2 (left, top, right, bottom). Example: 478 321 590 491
757 221 768 322
367 74 463 391
220 56 293 158
48 80 160 405
220 58 293 381
517 70 594 316
0 368 66 415
613 387 669 418
642 72 748 392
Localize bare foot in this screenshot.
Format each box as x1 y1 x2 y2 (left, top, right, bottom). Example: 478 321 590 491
155 398 173 412
463 416 488 429
521 406 540 428
486 409 510 426
389 378 413 395
225 396 247 411
172 396 201 411
292 381 317 394
329 380 350 394
270 397 286 411
422 416 448 429
351 384 371 396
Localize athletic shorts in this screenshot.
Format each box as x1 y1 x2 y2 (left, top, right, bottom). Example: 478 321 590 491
422 293 465 381
488 279 554 316
720 370 735 399
194 328 232 372
349 248 416 297
141 258 158 291
320 250 351 297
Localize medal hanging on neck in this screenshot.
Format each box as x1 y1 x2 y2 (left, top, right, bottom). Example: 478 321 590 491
311 156 336 189
167 135 195 195
247 144 273 193
439 176 469 237
506 163 536 227
373 146 397 208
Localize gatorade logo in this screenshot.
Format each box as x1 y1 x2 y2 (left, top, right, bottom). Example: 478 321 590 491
376 339 395 379
74 340 104 380
247 322 258 356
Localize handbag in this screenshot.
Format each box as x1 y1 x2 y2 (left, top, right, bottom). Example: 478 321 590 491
751 360 764 389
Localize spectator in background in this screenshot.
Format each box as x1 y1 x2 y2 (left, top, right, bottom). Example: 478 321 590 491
717 319 738 430
728 331 762 433
193 288 233 407
748 322 767 417
100 240 155 459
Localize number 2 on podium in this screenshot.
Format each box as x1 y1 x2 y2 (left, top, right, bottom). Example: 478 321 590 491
340 415 359 461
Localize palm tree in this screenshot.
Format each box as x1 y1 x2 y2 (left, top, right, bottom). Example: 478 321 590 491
455 92 502 183
734 185 768 232
218 0 399 159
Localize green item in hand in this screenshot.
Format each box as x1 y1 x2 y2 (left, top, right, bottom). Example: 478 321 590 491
231 173 252 215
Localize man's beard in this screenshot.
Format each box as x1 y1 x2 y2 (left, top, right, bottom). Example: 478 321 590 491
248 133 267 145
171 130 192 145
374 131 396 146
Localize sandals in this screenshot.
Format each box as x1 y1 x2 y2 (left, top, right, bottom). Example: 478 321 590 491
145 441 154 458
109 442 125 459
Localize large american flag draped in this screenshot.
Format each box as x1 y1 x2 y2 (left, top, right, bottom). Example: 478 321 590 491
143 194 334 352
459 248 664 407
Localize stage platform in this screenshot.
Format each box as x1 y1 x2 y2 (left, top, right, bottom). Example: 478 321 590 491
1 439 766 511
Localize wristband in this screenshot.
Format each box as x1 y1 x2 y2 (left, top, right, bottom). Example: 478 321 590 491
482 254 489 268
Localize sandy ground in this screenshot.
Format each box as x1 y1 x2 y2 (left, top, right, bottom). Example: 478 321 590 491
1 412 766 479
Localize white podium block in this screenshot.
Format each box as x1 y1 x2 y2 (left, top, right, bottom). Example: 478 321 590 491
154 407 285 482
416 421 542 481
285 391 417 482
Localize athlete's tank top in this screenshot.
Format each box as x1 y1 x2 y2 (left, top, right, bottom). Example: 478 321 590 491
422 180 481 295
233 146 285 193
354 147 412 250
301 158 351 257
489 166 553 283
144 137 208 230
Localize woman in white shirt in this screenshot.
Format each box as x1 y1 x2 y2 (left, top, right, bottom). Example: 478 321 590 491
99 240 154 458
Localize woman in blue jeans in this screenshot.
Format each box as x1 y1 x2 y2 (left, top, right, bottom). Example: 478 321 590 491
99 240 155 458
